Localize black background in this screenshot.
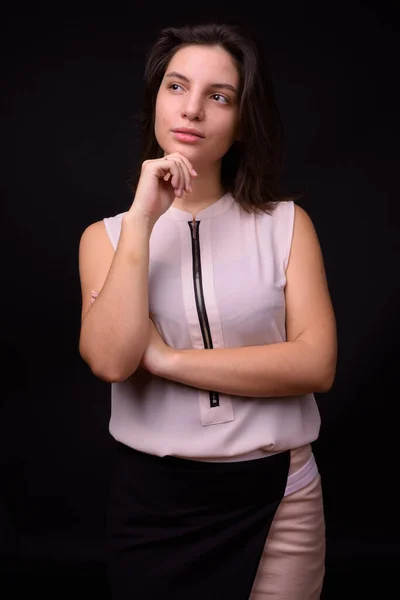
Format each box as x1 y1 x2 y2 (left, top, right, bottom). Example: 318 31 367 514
1 2 399 598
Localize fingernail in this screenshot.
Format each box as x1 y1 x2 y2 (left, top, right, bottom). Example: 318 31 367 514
191 169 198 176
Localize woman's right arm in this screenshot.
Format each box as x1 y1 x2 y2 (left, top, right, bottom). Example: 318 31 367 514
78 152 196 382
78 210 154 383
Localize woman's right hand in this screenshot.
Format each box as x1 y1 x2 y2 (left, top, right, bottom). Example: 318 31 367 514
127 152 198 225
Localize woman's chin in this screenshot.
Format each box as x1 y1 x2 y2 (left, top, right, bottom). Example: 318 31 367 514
160 140 220 169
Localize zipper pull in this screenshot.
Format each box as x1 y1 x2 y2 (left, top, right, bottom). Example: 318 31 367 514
191 217 197 240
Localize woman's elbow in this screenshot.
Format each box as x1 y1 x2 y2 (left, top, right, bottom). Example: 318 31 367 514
90 357 139 383
79 343 134 383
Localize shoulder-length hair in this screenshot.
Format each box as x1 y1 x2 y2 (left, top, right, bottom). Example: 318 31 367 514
129 21 301 215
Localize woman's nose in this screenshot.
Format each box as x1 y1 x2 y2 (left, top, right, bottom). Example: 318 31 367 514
181 94 204 121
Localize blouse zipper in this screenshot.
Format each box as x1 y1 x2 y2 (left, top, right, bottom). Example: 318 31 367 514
189 217 220 408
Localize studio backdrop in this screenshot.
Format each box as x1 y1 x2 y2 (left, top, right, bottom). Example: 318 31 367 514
1 3 398 598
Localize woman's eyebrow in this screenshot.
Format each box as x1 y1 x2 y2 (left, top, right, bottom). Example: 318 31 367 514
165 71 237 94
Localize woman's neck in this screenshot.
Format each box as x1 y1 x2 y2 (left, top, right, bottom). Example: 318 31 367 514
171 163 225 217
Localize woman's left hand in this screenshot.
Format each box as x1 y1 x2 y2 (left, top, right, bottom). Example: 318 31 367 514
139 319 174 376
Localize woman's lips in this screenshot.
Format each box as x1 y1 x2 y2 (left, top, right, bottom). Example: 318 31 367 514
172 131 205 143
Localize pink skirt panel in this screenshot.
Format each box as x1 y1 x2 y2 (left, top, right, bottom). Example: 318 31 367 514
250 446 325 599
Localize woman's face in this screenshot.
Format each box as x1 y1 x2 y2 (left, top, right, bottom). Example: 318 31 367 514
155 44 240 168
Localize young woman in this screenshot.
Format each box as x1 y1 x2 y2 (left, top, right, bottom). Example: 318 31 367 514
78 21 337 600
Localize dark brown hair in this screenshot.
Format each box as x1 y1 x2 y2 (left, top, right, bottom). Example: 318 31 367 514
130 21 300 214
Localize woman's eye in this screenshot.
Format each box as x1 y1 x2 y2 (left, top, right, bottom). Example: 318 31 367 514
169 83 183 92
212 94 228 104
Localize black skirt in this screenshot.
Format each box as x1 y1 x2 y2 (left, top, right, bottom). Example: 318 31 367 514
106 441 290 600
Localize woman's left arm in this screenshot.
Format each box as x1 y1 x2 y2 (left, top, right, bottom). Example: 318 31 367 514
153 205 338 397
